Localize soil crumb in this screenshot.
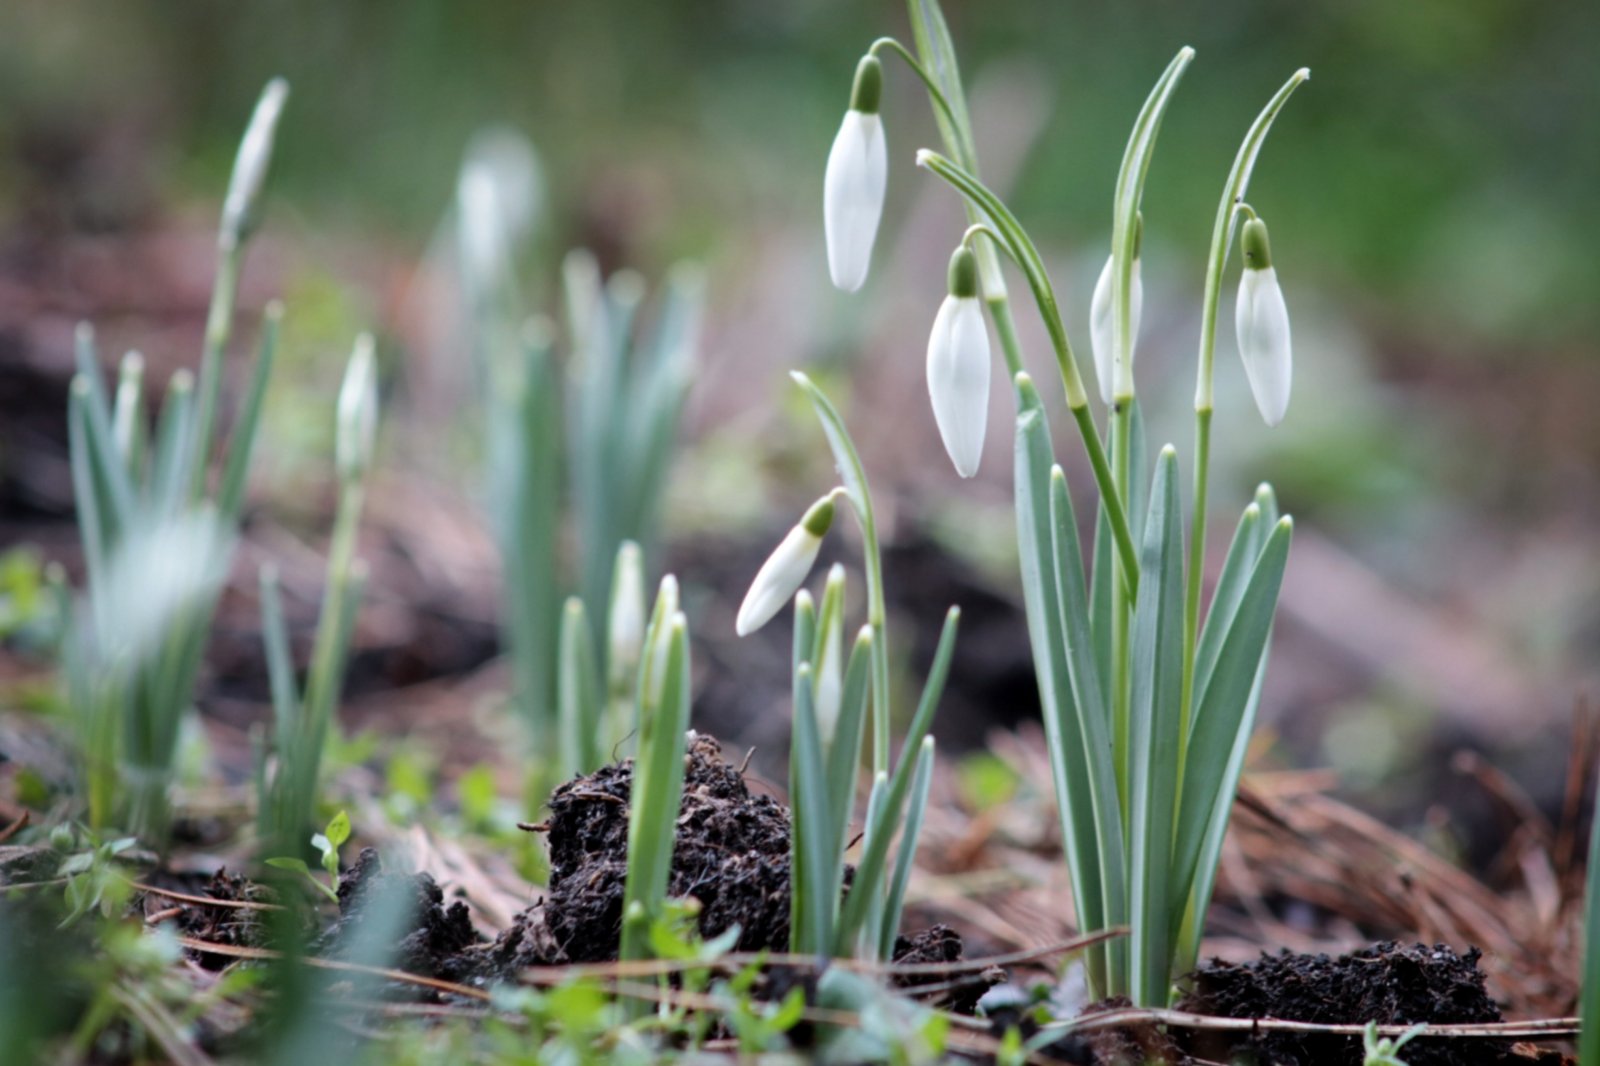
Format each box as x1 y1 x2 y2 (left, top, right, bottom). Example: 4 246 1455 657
160 868 276 969
321 847 483 983
1180 941 1561 1066
539 733 795 962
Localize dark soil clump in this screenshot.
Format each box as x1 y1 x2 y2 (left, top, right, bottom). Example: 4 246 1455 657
1180 941 1553 1065
540 733 794 962
891 923 1002 1014
158 868 276 969
320 847 483 983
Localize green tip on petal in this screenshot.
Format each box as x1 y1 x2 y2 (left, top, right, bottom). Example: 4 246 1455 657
850 55 883 114
800 494 837 537
1242 216 1273 270
947 246 979 298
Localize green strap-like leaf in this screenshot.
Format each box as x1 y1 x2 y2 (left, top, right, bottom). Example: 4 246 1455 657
1191 503 1264 708
216 304 282 524
833 608 958 958
879 736 935 960
1126 446 1185 1006
789 663 835 954
1013 374 1120 994
558 597 602 777
1169 517 1292 945
620 612 692 964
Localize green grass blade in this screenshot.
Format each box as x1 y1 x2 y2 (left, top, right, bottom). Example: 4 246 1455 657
878 736 935 961
149 372 197 519
257 565 300 747
833 608 958 957
789 663 835 954
216 303 282 523
1191 503 1264 707
1583 762 1600 1066
1013 374 1116 993
620 611 692 964
1169 518 1291 944
558 597 602 778
1126 446 1184 1006
824 628 873 863
111 353 147 483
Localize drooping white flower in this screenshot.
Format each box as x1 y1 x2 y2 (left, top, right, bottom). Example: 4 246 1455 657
824 56 887 293
926 247 991 478
1234 216 1292 427
1089 254 1144 406
736 493 837 637
336 334 379 484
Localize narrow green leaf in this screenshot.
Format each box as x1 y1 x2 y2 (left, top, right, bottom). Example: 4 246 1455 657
620 611 691 964
789 663 835 954
558 597 602 777
1169 518 1291 944
1582 762 1600 1066
1126 446 1184 1006
1012 373 1119 993
824 628 874 863
216 304 281 523
111 353 147 481
879 736 935 960
149 371 197 519
1191 503 1263 707
833 608 958 957
257 565 300 749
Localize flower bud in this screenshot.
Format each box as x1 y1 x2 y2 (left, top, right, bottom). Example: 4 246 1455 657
823 56 887 293
336 334 379 484
220 78 290 250
1089 257 1144 406
736 493 836 637
926 247 991 478
1235 216 1292 426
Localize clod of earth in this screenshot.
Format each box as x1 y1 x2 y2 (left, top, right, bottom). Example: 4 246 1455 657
1179 941 1568 1066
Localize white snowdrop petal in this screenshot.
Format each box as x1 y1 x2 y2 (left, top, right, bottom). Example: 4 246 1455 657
926 296 992 478
823 111 888 293
736 526 823 637
1089 256 1144 405
1236 267 1292 427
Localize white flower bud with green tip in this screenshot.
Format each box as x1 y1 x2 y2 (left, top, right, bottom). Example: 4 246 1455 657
1089 215 1144 406
926 246 991 478
736 492 838 637
220 78 290 249
824 56 887 292
336 334 379 485
1235 215 1292 426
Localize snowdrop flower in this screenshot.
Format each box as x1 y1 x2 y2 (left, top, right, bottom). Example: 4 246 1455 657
1234 215 1292 426
824 56 887 292
336 334 379 484
736 492 838 636
926 246 991 478
1088 217 1144 405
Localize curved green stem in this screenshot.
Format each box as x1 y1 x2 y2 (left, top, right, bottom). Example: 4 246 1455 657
792 373 891 776
1182 67 1308 753
1193 68 1309 414
1110 46 1194 404
918 150 1139 594
867 37 963 141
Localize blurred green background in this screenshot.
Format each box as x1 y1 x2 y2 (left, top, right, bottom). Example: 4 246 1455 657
2 0 1597 809
2 0 1596 340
